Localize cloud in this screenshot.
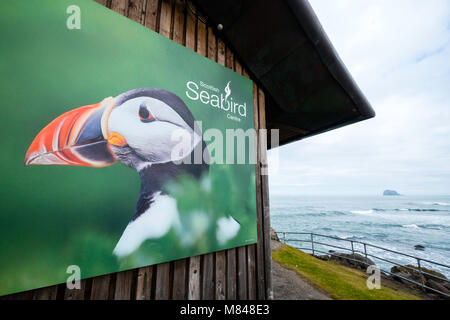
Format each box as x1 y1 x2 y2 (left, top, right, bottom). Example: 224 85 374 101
269 0 450 196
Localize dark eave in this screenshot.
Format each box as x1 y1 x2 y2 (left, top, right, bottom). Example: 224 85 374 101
192 0 375 147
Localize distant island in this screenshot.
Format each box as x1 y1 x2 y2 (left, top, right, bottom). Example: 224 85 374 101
383 190 401 196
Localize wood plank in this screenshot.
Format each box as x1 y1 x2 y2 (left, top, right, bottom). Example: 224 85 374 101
237 246 248 300
196 19 207 56
234 59 248 300
262 186 273 300
199 24 218 301
172 259 187 299
215 250 226 300
110 0 129 15
235 59 243 74
127 0 145 23
201 253 215 299
217 39 226 66
207 26 216 60
173 0 185 45
155 262 170 299
90 274 110 300
171 24 189 310
223 46 237 300
226 249 237 299
32 285 58 300
159 0 173 39
247 244 257 299
144 0 160 31
241 67 258 300
114 269 134 299
214 39 227 301
258 87 273 300
149 1 174 301
188 256 201 299
184 9 201 301
225 47 234 70
242 68 250 79
64 279 87 300
170 0 185 293
253 81 266 300
185 2 196 51
135 266 153 300
92 1 137 301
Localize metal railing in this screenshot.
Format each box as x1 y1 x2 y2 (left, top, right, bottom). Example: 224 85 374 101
276 231 450 298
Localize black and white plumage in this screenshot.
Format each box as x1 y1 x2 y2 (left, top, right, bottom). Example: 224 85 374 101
24 88 240 258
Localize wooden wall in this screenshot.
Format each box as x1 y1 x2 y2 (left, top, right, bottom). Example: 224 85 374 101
2 0 272 300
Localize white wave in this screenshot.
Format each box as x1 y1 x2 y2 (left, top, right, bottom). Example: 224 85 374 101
351 209 374 214
340 234 365 240
421 225 443 230
421 201 450 206
402 224 420 229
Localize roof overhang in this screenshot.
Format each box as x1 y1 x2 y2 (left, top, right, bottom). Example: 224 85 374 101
192 0 375 147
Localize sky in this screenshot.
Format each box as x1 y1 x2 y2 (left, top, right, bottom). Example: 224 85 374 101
268 0 450 196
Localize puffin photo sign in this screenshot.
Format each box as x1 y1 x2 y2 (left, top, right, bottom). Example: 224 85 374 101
0 0 256 295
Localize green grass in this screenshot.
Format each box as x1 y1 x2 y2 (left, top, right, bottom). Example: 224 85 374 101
273 244 422 300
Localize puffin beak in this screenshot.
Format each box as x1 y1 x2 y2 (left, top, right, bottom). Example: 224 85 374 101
24 97 117 167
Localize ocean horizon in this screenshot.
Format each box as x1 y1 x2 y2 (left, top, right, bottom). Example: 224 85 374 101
270 195 450 276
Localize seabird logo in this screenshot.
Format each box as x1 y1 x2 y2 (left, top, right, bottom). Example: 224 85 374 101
185 80 247 120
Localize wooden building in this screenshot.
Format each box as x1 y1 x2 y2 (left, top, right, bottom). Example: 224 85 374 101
3 0 374 300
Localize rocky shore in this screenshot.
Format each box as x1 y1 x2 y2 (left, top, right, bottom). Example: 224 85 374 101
316 251 450 298
270 228 449 299
390 265 450 296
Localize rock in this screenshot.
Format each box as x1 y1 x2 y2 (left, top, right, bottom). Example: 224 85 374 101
391 265 422 286
270 228 280 241
383 189 401 196
328 252 375 270
390 264 449 295
427 279 450 295
444 281 450 291
414 245 425 251
315 255 330 261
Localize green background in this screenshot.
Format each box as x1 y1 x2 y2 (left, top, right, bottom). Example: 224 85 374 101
0 0 256 295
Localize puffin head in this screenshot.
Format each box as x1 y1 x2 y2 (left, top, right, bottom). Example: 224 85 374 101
24 88 202 171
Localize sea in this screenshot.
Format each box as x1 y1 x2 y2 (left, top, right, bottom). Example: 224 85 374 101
270 195 450 276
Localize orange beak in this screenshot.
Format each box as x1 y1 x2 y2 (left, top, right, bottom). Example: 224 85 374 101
24 97 118 167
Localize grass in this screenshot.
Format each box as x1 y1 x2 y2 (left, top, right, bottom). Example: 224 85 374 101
273 244 422 300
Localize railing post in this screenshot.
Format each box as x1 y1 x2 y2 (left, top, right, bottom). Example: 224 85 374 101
417 258 425 290
283 232 286 244
311 233 315 256
363 243 368 261
351 241 355 260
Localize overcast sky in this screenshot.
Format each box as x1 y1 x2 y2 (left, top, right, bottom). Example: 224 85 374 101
268 0 450 196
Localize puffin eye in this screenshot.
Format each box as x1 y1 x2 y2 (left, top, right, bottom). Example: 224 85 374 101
139 105 155 123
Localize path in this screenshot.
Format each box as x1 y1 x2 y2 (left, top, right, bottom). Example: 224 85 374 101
271 240 331 300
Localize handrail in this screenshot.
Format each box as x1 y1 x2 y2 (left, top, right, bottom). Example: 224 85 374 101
280 231 450 268
276 231 450 298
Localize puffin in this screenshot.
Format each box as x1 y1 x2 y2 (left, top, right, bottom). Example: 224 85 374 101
24 88 240 257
